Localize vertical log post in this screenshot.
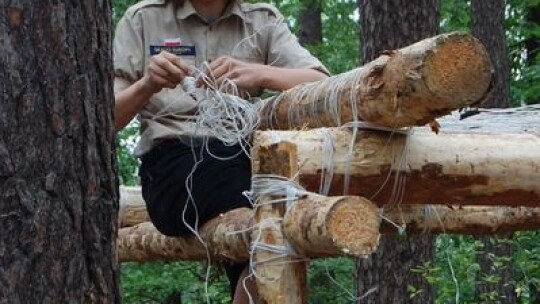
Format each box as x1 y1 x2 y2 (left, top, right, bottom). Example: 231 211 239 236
252 142 308 303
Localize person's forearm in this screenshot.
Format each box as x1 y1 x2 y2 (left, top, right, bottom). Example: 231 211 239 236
115 79 156 130
259 66 328 91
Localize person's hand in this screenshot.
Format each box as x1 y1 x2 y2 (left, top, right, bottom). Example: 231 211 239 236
204 56 264 96
141 51 190 94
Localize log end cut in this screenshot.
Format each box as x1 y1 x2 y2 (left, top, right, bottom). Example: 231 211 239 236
326 196 381 257
423 32 492 107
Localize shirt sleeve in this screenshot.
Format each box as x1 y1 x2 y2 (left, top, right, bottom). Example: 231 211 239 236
265 10 330 76
113 10 145 93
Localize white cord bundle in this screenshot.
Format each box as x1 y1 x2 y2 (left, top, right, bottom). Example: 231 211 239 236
190 69 260 156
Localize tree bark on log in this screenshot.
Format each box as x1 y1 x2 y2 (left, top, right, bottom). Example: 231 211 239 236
253 109 540 206
260 32 492 130
382 205 540 235
117 194 380 262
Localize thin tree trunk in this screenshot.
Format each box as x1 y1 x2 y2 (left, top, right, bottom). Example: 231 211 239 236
525 2 540 105
471 0 511 108
526 4 540 65
471 1 516 302
298 0 322 46
356 0 440 302
476 234 517 303
0 1 119 303
356 236 436 303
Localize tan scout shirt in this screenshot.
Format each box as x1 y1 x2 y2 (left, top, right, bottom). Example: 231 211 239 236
114 0 328 157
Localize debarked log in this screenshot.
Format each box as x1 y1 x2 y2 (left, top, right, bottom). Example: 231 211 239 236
259 32 492 130
382 205 540 235
118 187 540 238
117 194 380 262
119 186 149 227
118 208 253 262
252 127 540 206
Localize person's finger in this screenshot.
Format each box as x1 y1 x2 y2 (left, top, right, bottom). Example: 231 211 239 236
148 61 171 79
153 55 186 83
161 51 191 74
207 56 228 72
153 74 177 89
215 70 238 87
143 71 176 91
208 57 236 79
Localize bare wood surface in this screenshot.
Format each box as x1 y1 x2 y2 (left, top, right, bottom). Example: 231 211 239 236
382 205 540 235
252 142 307 304
260 32 492 130
283 195 380 257
119 186 149 227
117 192 379 262
118 208 252 262
254 106 540 207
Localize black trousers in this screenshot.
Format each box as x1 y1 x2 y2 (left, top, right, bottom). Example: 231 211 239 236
140 138 252 299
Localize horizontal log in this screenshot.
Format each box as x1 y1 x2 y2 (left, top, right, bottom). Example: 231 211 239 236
260 32 492 130
117 192 380 262
119 186 148 227
118 208 252 262
253 109 540 206
382 205 540 235
118 187 540 239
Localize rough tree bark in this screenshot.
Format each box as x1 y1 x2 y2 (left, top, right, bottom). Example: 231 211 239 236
471 0 510 109
298 0 322 46
356 1 441 303
471 1 516 302
476 233 517 303
0 1 119 303
526 2 540 105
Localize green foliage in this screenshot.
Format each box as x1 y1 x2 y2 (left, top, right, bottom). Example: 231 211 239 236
507 0 540 105
117 122 140 186
122 262 230 304
307 258 357 304
113 0 139 25
441 0 471 33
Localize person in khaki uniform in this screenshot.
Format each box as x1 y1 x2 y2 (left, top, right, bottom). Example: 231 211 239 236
114 0 328 302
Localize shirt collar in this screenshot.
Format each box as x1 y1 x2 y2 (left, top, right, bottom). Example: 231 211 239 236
176 1 251 24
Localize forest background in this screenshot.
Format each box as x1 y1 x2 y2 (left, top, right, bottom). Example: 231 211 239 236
113 0 540 303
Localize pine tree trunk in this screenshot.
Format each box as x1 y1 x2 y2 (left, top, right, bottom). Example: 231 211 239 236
358 0 441 65
476 234 517 303
298 0 322 46
526 4 540 66
0 1 119 303
471 1 516 302
356 0 440 302
356 236 436 303
471 0 510 108
526 3 540 105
